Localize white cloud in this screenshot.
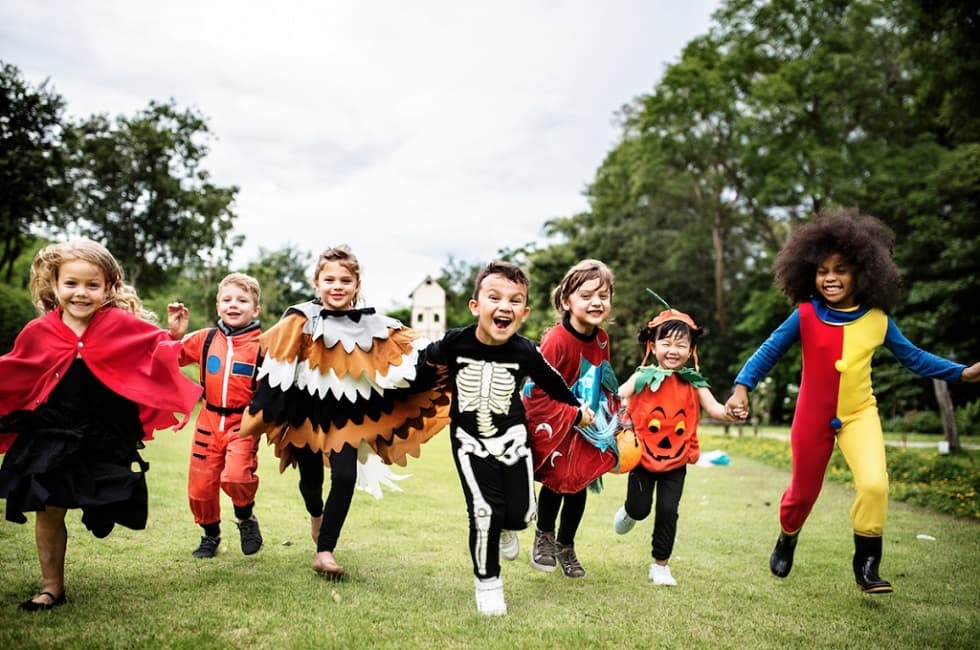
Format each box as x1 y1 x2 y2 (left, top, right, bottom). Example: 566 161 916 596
1 0 720 308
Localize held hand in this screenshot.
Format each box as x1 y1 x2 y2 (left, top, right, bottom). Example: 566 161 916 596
167 302 189 340
724 385 750 420
961 361 980 383
578 405 595 428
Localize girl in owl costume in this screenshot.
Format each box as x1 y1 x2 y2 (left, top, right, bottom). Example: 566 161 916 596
241 246 449 579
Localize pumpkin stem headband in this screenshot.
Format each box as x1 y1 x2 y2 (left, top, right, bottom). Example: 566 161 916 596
641 288 702 371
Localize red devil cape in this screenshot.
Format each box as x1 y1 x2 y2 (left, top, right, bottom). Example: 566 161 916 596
0 307 202 453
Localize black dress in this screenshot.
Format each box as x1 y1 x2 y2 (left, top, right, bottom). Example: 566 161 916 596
0 358 149 538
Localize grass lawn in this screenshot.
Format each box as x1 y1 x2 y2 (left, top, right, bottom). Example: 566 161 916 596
1 425 978 649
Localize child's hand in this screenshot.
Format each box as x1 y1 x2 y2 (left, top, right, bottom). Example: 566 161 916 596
578 405 595 428
724 386 749 420
167 302 189 340
961 362 980 383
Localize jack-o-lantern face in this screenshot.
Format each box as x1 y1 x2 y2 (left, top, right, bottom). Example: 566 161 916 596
627 374 699 471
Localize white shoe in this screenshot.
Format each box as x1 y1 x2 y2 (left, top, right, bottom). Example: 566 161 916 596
499 529 519 561
613 506 636 535
649 562 677 586
474 576 507 615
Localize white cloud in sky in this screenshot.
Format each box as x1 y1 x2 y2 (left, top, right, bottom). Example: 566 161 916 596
1 0 719 308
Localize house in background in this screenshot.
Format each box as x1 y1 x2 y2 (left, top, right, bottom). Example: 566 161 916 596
410 276 446 340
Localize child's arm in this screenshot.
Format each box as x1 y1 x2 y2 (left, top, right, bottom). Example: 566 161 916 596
699 386 740 422
167 302 190 340
618 371 639 402
724 309 801 418
527 346 594 427
884 319 972 383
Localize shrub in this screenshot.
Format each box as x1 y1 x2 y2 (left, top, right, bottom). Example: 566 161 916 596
0 284 36 353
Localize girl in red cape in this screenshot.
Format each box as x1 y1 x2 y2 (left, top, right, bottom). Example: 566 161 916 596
0 240 201 611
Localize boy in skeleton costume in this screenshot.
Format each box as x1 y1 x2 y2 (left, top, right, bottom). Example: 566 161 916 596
424 261 594 616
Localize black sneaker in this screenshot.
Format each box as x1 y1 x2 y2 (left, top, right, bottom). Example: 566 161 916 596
192 535 220 558
237 517 263 555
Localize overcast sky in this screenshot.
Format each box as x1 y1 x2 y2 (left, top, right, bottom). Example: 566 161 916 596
2 0 720 309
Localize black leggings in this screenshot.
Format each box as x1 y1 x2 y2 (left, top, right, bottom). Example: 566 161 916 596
294 444 358 553
536 486 587 546
624 465 686 561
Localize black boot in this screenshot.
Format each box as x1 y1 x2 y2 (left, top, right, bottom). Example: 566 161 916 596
769 530 799 578
853 534 893 594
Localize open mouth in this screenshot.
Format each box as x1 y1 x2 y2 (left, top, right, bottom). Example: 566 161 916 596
492 316 513 330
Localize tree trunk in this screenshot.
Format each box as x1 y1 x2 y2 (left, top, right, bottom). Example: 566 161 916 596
933 379 960 453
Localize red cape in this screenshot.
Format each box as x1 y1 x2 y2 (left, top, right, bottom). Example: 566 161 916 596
0 307 202 453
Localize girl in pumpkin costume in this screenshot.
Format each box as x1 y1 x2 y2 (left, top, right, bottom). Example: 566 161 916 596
725 210 980 593
613 299 738 586
241 245 449 579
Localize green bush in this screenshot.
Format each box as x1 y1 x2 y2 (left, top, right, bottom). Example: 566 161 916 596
703 433 980 520
0 284 36 353
886 410 944 434
956 399 980 437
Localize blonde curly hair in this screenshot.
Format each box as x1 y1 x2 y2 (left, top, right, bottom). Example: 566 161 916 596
29 239 155 322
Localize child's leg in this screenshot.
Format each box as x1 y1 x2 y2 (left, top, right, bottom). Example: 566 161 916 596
452 438 504 579
188 426 226 531
835 407 888 537
536 486 562 533
221 431 260 517
32 506 68 602
780 417 836 533
293 445 325 544
624 467 656 521
294 445 325 517
651 466 686 562
316 443 358 554
555 489 586 546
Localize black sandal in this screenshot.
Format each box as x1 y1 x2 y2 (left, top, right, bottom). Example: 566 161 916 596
18 591 67 611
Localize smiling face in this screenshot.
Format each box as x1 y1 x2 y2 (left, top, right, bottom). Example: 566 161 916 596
654 329 693 370
815 253 855 309
314 259 359 310
216 282 260 329
562 277 611 335
468 273 530 345
56 258 109 331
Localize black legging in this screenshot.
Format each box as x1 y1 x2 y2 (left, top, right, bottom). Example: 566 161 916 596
624 465 687 562
293 443 358 553
536 486 587 546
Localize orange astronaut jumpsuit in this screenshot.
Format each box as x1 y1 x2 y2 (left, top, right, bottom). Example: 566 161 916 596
178 323 261 526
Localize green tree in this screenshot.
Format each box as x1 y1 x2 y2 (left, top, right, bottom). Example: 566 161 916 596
62 99 239 291
0 62 70 283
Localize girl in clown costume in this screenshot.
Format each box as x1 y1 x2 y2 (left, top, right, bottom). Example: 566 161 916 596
725 209 980 593
612 299 739 586
522 259 620 579
241 245 449 579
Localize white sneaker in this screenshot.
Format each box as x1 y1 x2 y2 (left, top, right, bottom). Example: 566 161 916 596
499 529 519 561
474 576 507 616
613 506 636 535
649 562 677 586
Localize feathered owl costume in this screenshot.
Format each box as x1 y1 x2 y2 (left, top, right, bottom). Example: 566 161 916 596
241 302 450 472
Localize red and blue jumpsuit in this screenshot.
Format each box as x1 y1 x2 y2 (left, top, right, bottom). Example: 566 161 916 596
178 321 261 527
734 300 965 537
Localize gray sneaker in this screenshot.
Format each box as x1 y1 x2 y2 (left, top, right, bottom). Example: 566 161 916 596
530 529 557 572
555 542 586 578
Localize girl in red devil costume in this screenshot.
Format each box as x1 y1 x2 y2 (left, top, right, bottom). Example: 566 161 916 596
0 240 201 610
725 210 980 593
614 298 740 586
522 259 620 579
